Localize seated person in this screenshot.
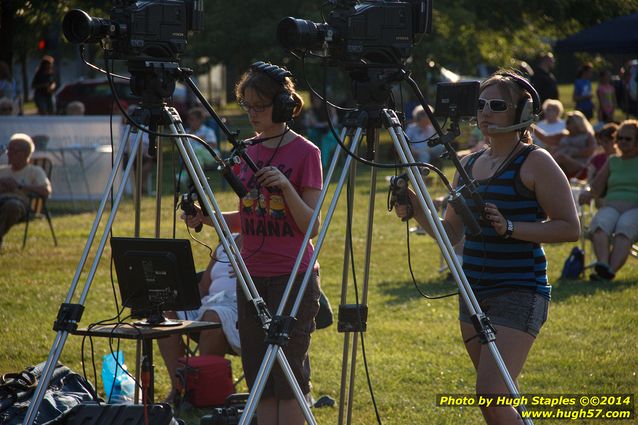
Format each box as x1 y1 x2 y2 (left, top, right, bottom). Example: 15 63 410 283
122 108 155 195
405 104 444 167
533 110 595 179
532 98 565 148
176 107 219 191
579 119 638 281
157 235 241 402
587 122 618 182
0 133 51 249
65 100 85 116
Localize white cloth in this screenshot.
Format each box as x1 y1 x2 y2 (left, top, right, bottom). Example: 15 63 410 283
189 125 218 167
533 119 565 147
405 123 437 163
0 164 50 205
176 243 240 354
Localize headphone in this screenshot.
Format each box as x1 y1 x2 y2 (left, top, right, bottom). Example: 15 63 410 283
487 71 541 134
250 61 297 123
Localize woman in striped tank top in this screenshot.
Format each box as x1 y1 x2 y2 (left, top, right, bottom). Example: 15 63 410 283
395 71 580 424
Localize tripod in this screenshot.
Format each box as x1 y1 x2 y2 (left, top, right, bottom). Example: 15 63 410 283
22 64 317 425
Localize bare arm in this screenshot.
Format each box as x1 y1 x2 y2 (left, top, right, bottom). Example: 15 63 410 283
579 160 610 204
183 208 241 233
492 149 580 243
198 256 215 298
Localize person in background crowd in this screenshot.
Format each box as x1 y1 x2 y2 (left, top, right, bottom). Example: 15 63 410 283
573 63 594 120
0 97 13 115
405 104 441 166
532 99 565 148
65 101 85 116
31 56 56 115
587 123 618 183
579 120 638 281
597 70 616 123
304 95 339 169
0 61 16 100
531 52 559 103
394 71 579 425
0 134 52 250
176 107 219 191
534 110 596 180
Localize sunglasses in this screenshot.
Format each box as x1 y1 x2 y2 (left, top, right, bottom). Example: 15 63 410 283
616 136 634 142
477 98 511 113
239 100 272 113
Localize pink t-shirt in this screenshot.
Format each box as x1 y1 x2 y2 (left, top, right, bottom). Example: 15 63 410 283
238 135 322 276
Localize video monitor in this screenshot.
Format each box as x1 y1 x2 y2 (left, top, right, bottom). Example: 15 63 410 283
434 81 480 119
110 237 200 326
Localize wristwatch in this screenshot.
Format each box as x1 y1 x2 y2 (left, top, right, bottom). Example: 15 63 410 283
503 219 514 239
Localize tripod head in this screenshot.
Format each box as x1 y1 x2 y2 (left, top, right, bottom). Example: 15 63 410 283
348 66 404 113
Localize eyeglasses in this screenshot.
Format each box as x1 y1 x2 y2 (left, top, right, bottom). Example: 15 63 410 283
616 136 634 142
239 100 272 113
477 98 511 113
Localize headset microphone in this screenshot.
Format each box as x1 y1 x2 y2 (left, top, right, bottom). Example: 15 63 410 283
486 71 541 135
487 116 537 134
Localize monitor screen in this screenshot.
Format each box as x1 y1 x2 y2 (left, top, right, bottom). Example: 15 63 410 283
434 81 480 118
110 237 200 325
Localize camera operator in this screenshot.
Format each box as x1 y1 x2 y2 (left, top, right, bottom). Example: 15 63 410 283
183 62 322 425
395 71 580 425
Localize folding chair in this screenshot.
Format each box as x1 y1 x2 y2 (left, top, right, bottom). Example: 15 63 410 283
21 157 58 249
570 180 596 275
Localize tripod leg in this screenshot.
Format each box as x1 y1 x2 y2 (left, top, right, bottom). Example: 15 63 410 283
338 139 357 425
385 111 534 425
24 126 144 425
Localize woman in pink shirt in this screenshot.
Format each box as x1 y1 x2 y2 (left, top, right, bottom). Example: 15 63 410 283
184 62 322 425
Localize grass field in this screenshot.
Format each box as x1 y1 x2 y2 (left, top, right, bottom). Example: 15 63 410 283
0 160 636 424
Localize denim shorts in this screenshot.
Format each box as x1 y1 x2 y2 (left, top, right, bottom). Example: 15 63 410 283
458 289 549 337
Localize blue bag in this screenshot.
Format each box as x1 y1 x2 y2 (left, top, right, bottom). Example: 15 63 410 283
560 247 585 279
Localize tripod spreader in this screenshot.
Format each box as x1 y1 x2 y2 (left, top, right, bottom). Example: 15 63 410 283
264 316 297 346
52 303 85 332
470 312 497 345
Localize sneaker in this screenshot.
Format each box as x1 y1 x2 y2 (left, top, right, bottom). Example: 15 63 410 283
594 262 615 280
409 226 426 235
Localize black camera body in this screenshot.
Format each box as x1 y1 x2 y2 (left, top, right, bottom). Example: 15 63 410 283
63 0 203 62
277 0 431 66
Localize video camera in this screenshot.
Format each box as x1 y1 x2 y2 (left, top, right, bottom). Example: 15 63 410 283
277 0 432 66
62 0 204 62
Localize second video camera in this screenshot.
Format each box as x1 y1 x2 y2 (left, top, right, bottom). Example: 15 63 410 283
277 0 432 66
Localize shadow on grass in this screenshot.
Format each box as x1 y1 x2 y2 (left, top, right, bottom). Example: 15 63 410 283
380 275 637 306
550 276 637 303
378 277 459 305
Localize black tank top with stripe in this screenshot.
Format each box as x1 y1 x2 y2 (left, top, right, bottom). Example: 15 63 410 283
460 144 550 299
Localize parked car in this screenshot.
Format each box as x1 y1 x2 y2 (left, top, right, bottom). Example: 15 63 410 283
56 78 190 117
